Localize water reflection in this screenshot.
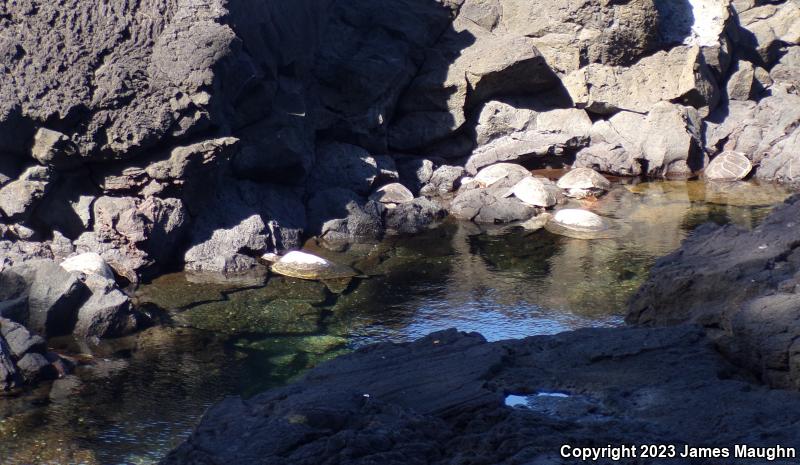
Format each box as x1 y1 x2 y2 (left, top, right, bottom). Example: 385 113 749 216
0 180 790 465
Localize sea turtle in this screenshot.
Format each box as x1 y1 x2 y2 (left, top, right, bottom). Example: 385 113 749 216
544 209 627 239
369 183 414 204
474 163 531 188
557 168 612 199
505 176 558 208
704 151 752 182
267 251 358 281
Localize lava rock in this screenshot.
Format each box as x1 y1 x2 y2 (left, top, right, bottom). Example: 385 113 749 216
628 195 800 389
162 325 800 465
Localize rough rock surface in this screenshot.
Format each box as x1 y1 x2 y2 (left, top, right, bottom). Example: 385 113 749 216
564 45 720 115
465 102 592 174
575 102 705 177
384 198 447 235
0 260 87 338
706 87 800 183
628 195 800 389
163 326 800 465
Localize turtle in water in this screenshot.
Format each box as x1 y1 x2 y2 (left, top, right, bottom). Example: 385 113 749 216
473 163 531 188
504 176 559 208
557 168 612 199
544 208 628 239
265 251 359 287
704 151 752 182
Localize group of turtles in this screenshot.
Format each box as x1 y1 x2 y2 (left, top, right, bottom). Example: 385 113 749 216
269 165 626 282
268 151 754 282
470 163 624 239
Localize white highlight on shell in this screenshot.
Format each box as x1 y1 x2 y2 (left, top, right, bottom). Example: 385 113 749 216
553 209 605 229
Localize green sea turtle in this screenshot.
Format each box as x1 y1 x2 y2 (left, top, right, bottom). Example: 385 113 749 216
266 251 358 281
544 208 627 239
557 168 611 199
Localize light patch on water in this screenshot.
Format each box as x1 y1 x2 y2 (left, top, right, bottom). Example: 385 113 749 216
505 391 571 408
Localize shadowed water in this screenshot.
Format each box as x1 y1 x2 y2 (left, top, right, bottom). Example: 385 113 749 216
0 180 790 464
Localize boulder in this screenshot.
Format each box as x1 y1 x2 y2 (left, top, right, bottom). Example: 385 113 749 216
313 0 460 144
726 60 757 101
497 0 662 74
16 352 55 383
658 0 731 48
0 318 46 359
465 103 592 174
420 165 464 196
564 45 720 115
233 124 313 183
0 0 245 160
0 239 59 273
320 201 385 246
83 196 189 279
389 21 560 151
308 143 379 196
576 102 705 178
0 336 22 391
384 197 447 235
146 137 240 187
770 46 800 91
451 188 536 224
33 171 97 239
163 326 800 465
397 158 435 194
732 1 800 66
74 279 138 339
30 128 82 170
705 87 800 182
182 177 305 274
0 166 53 220
0 260 87 338
628 195 800 388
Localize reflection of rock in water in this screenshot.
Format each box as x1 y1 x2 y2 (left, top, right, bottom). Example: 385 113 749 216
0 327 239 465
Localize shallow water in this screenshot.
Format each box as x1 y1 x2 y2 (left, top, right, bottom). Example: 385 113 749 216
0 180 790 464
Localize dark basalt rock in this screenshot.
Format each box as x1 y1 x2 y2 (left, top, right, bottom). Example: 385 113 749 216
162 326 800 465
628 195 800 389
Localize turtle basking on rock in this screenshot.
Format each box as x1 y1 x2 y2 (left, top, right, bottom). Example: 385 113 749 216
557 168 612 199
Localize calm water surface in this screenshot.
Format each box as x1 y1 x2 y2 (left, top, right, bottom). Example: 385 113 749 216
0 180 790 464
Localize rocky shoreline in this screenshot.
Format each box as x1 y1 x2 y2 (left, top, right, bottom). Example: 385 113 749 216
161 326 800 465
0 0 799 461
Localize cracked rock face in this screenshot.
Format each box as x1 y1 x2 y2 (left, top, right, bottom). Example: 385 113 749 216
0 0 234 160
628 195 800 389
161 326 800 465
